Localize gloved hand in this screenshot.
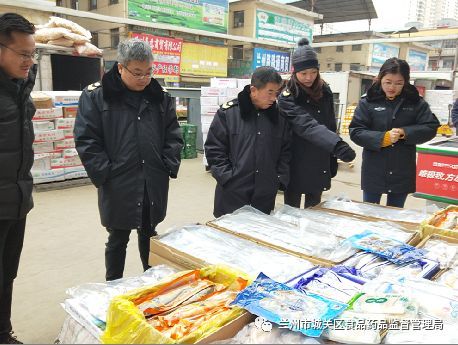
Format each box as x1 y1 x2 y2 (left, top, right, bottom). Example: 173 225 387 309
333 141 356 162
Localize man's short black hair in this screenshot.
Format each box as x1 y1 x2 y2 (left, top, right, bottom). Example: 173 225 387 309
0 13 35 45
251 66 282 89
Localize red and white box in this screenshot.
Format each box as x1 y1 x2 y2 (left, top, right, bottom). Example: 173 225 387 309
54 118 76 129
34 130 65 143
54 139 75 150
33 142 54 153
33 107 63 121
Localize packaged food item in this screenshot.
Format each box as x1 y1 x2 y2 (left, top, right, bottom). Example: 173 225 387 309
47 16 92 39
346 231 426 264
429 208 458 230
232 273 347 337
348 293 417 316
423 238 458 269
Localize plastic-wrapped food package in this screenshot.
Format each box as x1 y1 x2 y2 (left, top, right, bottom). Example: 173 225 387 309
361 274 458 323
75 42 103 56
428 207 458 230
346 231 426 264
232 273 347 337
65 265 177 323
321 196 428 224
436 268 458 289
47 16 92 39
272 205 414 243
384 320 458 344
341 252 440 281
209 206 356 262
211 321 322 344
158 225 315 282
422 238 458 269
63 31 90 44
348 293 418 316
34 27 71 42
56 315 100 344
291 267 365 304
47 38 74 47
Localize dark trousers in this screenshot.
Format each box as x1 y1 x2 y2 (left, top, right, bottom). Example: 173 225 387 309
0 218 26 337
363 190 408 208
284 190 323 209
105 189 157 281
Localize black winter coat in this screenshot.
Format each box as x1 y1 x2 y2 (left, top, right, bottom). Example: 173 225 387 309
74 63 183 229
350 83 439 194
277 84 340 193
0 66 36 220
205 86 291 217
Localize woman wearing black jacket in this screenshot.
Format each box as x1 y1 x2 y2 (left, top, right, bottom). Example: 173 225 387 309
278 39 356 208
349 57 439 208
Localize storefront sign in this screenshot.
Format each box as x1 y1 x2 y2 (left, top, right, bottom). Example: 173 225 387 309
128 0 228 34
416 152 458 203
180 42 227 77
255 10 312 45
130 32 183 82
407 49 428 71
252 48 291 73
370 43 399 72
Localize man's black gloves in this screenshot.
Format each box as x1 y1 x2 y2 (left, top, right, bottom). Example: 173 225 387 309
333 141 356 162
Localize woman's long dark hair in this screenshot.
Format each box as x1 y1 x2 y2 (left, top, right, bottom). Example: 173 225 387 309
374 57 410 89
287 69 324 102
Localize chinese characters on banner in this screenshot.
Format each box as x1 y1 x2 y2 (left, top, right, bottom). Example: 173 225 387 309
252 48 291 73
416 152 458 202
130 32 183 82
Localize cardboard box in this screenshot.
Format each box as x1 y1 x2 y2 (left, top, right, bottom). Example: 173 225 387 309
226 88 241 98
32 153 51 171
421 206 458 240
34 129 65 143
54 118 76 129
32 168 65 184
64 167 88 180
200 97 219 106
33 107 63 120
49 151 63 159
31 91 53 109
54 139 75 150
33 141 54 153
62 148 78 158
201 105 220 116
201 87 227 97
51 156 82 169
46 91 82 106
196 312 255 344
219 96 235 105
210 78 238 88
63 106 78 118
33 121 54 132
237 79 251 89
63 129 74 138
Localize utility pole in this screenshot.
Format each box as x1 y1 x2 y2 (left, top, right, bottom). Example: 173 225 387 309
453 39 458 89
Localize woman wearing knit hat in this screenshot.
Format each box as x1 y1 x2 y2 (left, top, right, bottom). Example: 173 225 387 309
278 38 356 208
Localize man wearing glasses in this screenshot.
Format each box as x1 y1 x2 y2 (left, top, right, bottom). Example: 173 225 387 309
0 13 36 344
74 38 183 281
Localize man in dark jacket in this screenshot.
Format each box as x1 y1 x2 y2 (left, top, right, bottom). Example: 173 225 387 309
205 67 291 217
0 13 36 344
74 39 183 281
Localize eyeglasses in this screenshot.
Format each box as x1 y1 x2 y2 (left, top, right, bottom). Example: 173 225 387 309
382 81 404 89
0 43 38 61
121 64 153 80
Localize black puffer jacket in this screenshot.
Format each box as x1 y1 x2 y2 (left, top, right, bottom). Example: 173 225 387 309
350 83 440 194
0 66 36 220
277 84 340 193
74 63 183 229
205 85 291 217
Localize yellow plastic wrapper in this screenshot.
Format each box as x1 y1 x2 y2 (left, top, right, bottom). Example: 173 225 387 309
101 265 250 344
421 206 458 240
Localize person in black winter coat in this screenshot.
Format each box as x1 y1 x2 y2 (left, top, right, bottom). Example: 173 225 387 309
205 67 291 217
74 39 183 281
278 39 356 208
0 13 36 344
350 57 439 208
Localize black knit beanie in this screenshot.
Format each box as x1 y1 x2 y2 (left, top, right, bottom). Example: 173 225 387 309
292 38 319 72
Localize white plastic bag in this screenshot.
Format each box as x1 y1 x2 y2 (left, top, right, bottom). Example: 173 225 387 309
34 27 70 42
75 42 103 56
47 16 91 39
47 38 74 47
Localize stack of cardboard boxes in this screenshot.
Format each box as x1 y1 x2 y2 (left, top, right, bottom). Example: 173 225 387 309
31 91 87 184
201 78 250 167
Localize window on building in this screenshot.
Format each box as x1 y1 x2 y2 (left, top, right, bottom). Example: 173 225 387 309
232 45 244 60
443 58 454 69
315 47 321 53
336 46 344 52
335 63 342 71
89 0 97 10
327 63 331 68
111 28 119 49
443 39 456 49
70 0 78 9
352 44 362 51
233 11 244 28
350 63 361 71
91 32 99 48
109 0 119 4
56 0 63 6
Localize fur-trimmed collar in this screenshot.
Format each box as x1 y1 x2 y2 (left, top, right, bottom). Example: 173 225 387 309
366 82 421 103
238 85 278 123
101 62 164 104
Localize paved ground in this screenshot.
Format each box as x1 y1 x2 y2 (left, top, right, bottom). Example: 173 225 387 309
12 138 430 343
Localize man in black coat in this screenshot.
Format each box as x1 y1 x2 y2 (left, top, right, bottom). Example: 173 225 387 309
74 39 183 281
0 13 36 344
205 67 291 217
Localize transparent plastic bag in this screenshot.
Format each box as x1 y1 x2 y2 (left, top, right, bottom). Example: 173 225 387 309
34 27 71 42
423 238 458 269
47 38 74 47
210 206 356 262
158 224 315 283
47 16 91 39
63 31 90 44
75 42 103 56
